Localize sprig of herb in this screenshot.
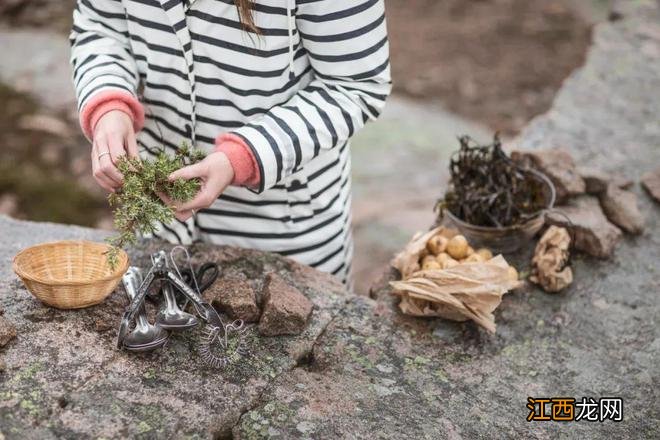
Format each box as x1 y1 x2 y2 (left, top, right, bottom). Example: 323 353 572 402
105 143 205 268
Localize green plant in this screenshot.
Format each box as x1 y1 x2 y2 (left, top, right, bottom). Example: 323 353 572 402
105 144 205 268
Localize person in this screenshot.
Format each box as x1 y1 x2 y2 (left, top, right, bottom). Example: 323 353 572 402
70 0 391 284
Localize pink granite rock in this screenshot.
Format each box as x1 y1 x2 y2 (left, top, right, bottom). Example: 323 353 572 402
600 184 645 235
547 196 622 258
512 148 585 203
259 273 313 336
205 271 260 322
641 167 660 203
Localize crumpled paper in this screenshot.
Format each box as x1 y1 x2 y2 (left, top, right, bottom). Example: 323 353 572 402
529 225 573 292
390 226 520 333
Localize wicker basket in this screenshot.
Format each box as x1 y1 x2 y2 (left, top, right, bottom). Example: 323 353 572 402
12 240 129 309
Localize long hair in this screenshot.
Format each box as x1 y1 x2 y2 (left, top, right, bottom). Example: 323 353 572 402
235 0 260 34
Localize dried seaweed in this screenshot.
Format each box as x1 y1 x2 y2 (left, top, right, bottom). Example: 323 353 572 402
439 135 548 227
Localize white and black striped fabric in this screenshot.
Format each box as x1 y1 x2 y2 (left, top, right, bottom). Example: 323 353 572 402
70 0 391 283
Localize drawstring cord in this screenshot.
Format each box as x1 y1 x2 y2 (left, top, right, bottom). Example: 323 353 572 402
287 0 295 80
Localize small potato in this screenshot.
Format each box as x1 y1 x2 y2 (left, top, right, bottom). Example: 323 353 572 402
507 266 519 281
476 248 493 261
435 252 458 269
426 235 448 255
421 255 437 266
446 235 469 260
464 253 484 263
422 260 442 270
466 246 475 256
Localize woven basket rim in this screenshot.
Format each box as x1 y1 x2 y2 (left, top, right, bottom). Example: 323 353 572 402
12 240 128 286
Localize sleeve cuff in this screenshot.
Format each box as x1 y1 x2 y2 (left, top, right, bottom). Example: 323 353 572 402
80 90 145 139
215 133 262 188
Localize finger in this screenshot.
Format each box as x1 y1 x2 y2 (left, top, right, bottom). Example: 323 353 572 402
157 192 175 207
94 136 121 186
175 188 216 212
98 154 123 186
109 133 128 169
169 162 207 181
99 134 126 184
125 131 140 160
91 145 116 193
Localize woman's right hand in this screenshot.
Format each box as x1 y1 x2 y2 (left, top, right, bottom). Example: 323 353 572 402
91 110 139 192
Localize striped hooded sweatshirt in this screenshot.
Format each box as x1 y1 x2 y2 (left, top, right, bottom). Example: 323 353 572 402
70 0 391 283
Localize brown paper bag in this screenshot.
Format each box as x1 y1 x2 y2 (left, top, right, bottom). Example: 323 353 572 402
390 227 520 333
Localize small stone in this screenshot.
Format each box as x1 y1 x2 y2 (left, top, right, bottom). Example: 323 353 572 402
641 166 660 203
578 166 633 194
204 272 260 322
546 196 622 258
599 184 645 235
511 148 585 202
0 316 17 347
258 273 312 336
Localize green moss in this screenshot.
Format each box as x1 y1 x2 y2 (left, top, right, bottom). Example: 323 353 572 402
11 362 42 383
136 421 152 434
0 391 18 401
346 344 374 370
364 336 377 345
19 399 39 416
143 368 156 380
433 369 449 383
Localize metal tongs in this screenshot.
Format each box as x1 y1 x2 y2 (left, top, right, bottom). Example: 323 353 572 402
117 250 223 349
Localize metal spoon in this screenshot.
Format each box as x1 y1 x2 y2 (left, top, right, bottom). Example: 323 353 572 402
155 281 199 330
121 267 169 351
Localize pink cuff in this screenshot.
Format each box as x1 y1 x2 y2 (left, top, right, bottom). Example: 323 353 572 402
215 133 261 187
80 90 145 139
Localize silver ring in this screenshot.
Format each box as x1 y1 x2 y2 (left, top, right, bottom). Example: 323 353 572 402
98 151 111 160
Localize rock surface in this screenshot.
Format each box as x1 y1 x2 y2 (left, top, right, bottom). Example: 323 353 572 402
236 2 660 438
511 148 585 203
1 1 660 439
547 196 622 258
205 270 260 322
0 216 346 439
259 273 313 337
600 184 645 235
0 316 16 347
641 166 660 203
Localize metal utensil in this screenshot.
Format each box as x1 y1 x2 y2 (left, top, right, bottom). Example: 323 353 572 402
177 261 220 310
120 267 169 351
155 280 199 330
165 270 224 329
117 250 251 368
117 254 163 348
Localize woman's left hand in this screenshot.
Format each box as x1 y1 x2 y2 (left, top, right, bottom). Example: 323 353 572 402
165 152 235 221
